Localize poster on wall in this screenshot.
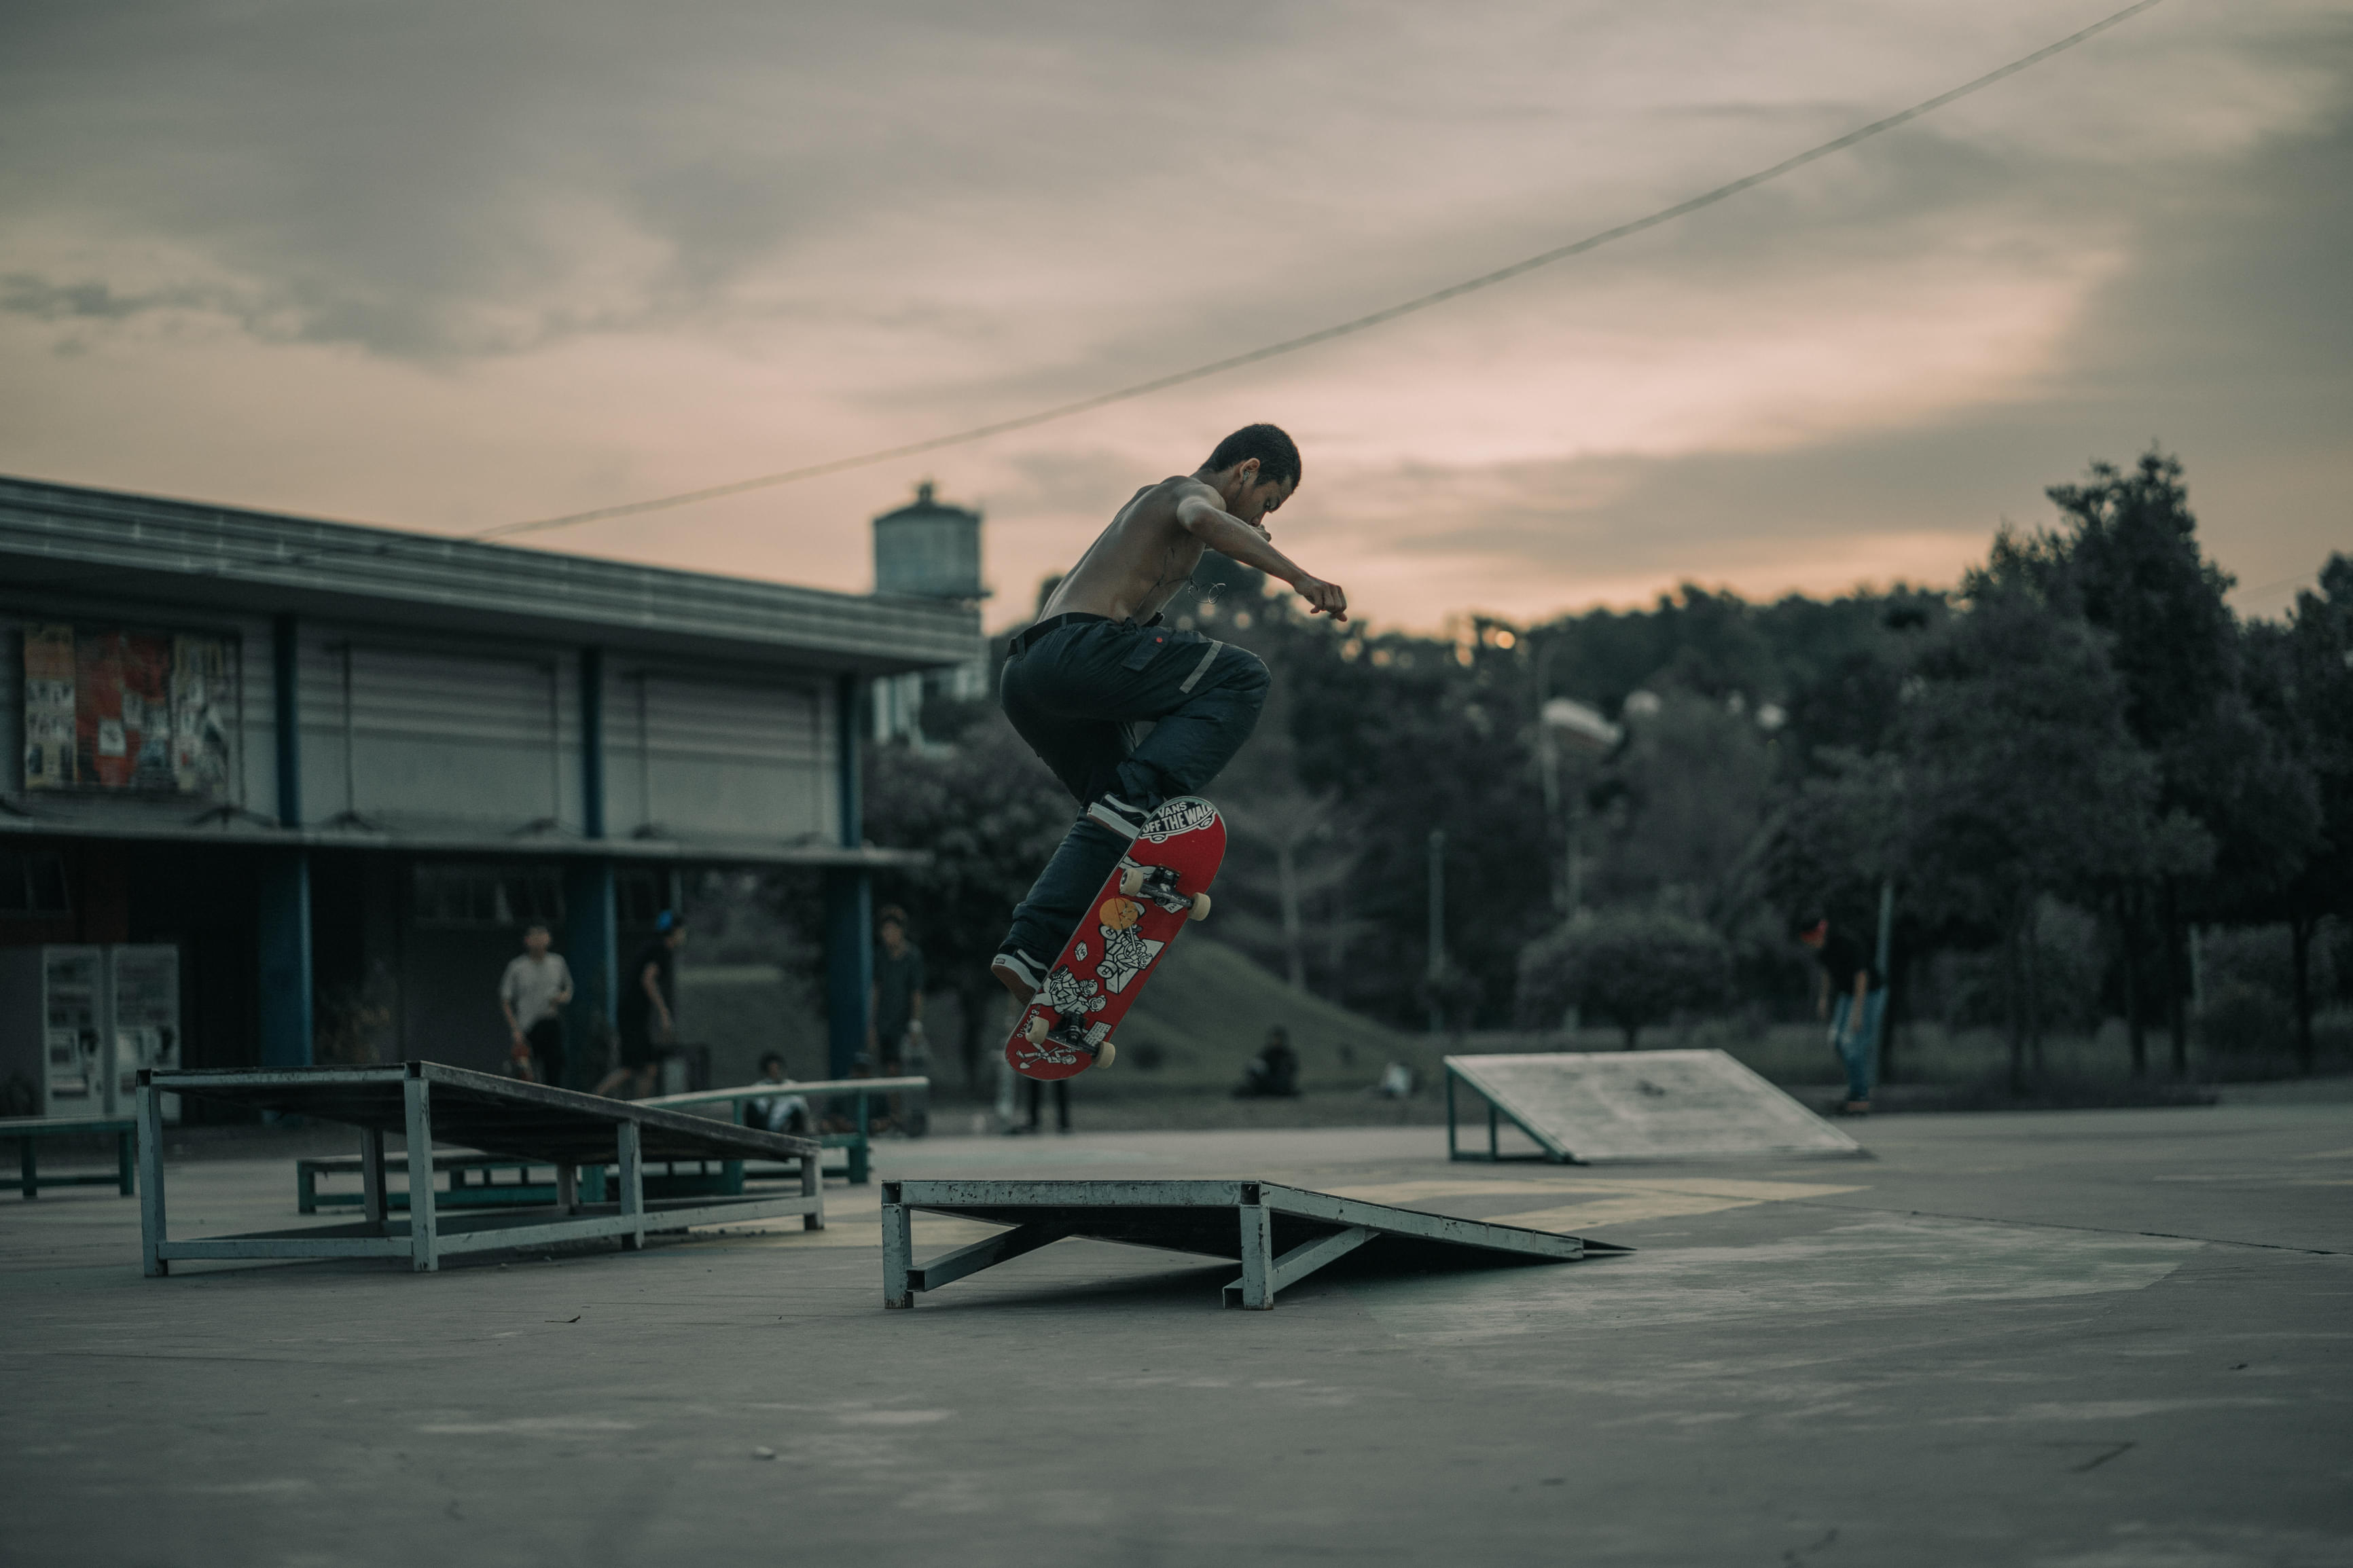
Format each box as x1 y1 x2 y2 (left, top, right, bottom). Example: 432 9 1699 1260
21 623 234 795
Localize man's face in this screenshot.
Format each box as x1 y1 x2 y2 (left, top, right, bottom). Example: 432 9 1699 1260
524 928 551 957
665 928 687 951
1799 924 1827 950
880 919 905 952
760 1061 785 1082
1229 464 1297 530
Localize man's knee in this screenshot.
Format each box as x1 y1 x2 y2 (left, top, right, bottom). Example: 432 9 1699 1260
1219 646 1271 708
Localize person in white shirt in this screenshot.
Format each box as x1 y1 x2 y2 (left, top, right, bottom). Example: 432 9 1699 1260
745 1052 810 1136
498 924 574 1087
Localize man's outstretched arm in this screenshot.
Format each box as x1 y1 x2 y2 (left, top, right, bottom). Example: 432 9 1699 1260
1174 489 1347 621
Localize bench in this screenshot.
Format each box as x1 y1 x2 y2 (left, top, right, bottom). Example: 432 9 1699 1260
645 1075 930 1186
0 1117 137 1199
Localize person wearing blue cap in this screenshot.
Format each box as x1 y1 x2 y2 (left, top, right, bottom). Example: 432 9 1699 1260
596 911 686 1099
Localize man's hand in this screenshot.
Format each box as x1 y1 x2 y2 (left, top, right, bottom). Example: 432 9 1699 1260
1291 574 1348 621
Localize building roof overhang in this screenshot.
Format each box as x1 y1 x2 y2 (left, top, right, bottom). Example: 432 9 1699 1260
0 475 979 676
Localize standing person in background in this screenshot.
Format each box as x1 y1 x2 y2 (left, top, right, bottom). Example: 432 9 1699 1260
596 911 685 1099
1010 1074 1071 1137
1795 911 1881 1115
498 923 574 1086
867 906 927 1075
869 906 928 1135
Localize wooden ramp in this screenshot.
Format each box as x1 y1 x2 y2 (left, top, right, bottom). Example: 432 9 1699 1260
880 1178 1631 1311
1447 1049 1865 1165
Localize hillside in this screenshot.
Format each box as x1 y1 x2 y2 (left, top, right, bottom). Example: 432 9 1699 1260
1113 935 1438 1092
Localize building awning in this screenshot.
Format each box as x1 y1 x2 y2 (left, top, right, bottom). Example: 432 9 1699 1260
0 815 928 870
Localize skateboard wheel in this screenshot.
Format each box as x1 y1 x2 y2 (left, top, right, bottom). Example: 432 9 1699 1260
1024 1015 1049 1045
1119 867 1145 896
1188 893 1212 922
1096 1042 1116 1069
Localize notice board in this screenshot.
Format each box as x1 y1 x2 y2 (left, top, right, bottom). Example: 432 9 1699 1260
22 623 234 795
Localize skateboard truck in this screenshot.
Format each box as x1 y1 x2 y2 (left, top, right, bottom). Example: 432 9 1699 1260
1021 1013 1115 1068
1118 863 1212 922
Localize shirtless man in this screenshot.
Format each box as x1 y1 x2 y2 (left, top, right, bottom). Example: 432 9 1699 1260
990 423 1347 1004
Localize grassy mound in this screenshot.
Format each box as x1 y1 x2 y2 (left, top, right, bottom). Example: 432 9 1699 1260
1111 935 1435 1093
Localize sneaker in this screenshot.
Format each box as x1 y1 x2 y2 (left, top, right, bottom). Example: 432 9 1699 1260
1085 794 1155 840
990 949 1045 1002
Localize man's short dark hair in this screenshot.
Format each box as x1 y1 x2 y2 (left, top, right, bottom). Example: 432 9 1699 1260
759 1052 785 1072
1204 424 1301 488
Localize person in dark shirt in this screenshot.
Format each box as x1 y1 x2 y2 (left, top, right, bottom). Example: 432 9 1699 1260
1795 911 1882 1114
596 911 685 1099
867 906 927 1075
1234 1025 1302 1098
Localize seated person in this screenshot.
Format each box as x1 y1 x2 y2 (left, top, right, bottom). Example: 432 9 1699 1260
744 1053 810 1137
1234 1026 1303 1098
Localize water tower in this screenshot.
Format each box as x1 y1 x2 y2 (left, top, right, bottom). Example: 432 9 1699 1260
869 482 988 742
872 481 984 602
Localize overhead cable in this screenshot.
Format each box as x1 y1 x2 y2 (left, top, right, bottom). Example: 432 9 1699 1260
470 0 2166 541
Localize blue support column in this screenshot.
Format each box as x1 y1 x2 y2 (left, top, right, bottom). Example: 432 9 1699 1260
272 614 301 827
257 852 313 1068
579 646 605 839
824 673 872 1078
564 648 614 1091
563 861 616 1092
262 614 312 1070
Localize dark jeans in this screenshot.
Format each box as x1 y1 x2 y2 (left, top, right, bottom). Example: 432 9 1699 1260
526 1017 566 1089
998 616 1269 962
1025 1076 1070 1133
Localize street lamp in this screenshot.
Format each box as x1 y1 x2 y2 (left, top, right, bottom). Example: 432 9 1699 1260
1530 636 1620 915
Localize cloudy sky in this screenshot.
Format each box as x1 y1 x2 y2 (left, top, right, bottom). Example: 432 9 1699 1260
3 1 2348 631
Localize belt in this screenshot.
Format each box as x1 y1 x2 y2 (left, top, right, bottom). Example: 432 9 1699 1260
1007 610 1161 657
1007 612 1108 657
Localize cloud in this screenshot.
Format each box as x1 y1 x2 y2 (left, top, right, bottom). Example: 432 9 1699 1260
0 0 2348 626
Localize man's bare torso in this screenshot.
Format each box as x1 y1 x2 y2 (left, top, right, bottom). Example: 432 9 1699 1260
1038 476 1251 625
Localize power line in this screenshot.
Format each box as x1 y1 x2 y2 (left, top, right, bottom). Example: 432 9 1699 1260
469 0 2161 541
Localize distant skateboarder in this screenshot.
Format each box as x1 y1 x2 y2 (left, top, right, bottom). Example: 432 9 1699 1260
991 424 1347 1003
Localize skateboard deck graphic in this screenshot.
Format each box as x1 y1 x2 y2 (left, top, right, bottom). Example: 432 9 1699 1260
1005 797 1225 1081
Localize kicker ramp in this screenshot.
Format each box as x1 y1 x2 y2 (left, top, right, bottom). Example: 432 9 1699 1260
880 1178 1630 1311
1447 1049 1864 1164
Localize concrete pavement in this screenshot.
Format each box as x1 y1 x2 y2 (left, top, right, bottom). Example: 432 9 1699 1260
2 1101 2348 1567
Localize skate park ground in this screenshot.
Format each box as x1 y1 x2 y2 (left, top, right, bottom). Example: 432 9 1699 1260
3 1093 2349 1567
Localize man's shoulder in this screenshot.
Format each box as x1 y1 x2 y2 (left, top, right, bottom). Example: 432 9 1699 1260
1119 473 1210 520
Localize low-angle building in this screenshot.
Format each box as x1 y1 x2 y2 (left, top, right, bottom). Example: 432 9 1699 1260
0 475 977 1119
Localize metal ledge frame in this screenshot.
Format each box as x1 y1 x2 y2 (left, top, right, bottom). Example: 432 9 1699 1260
878 1178 1630 1311
137 1061 825 1275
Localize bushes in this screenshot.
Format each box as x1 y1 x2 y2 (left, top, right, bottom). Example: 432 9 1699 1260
1516 909 1734 1049
2198 982 2294 1057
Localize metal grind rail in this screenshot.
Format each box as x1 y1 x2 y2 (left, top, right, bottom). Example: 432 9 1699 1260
645 1075 930 1185
137 1061 825 1275
880 1179 1631 1311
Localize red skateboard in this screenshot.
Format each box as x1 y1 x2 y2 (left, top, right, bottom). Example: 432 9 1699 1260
1004 797 1226 1081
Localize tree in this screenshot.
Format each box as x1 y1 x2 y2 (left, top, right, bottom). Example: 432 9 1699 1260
1898 569 2188 1090
861 716 1073 1087
2269 555 2353 1068
2041 450 2244 1073
1515 908 1733 1049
